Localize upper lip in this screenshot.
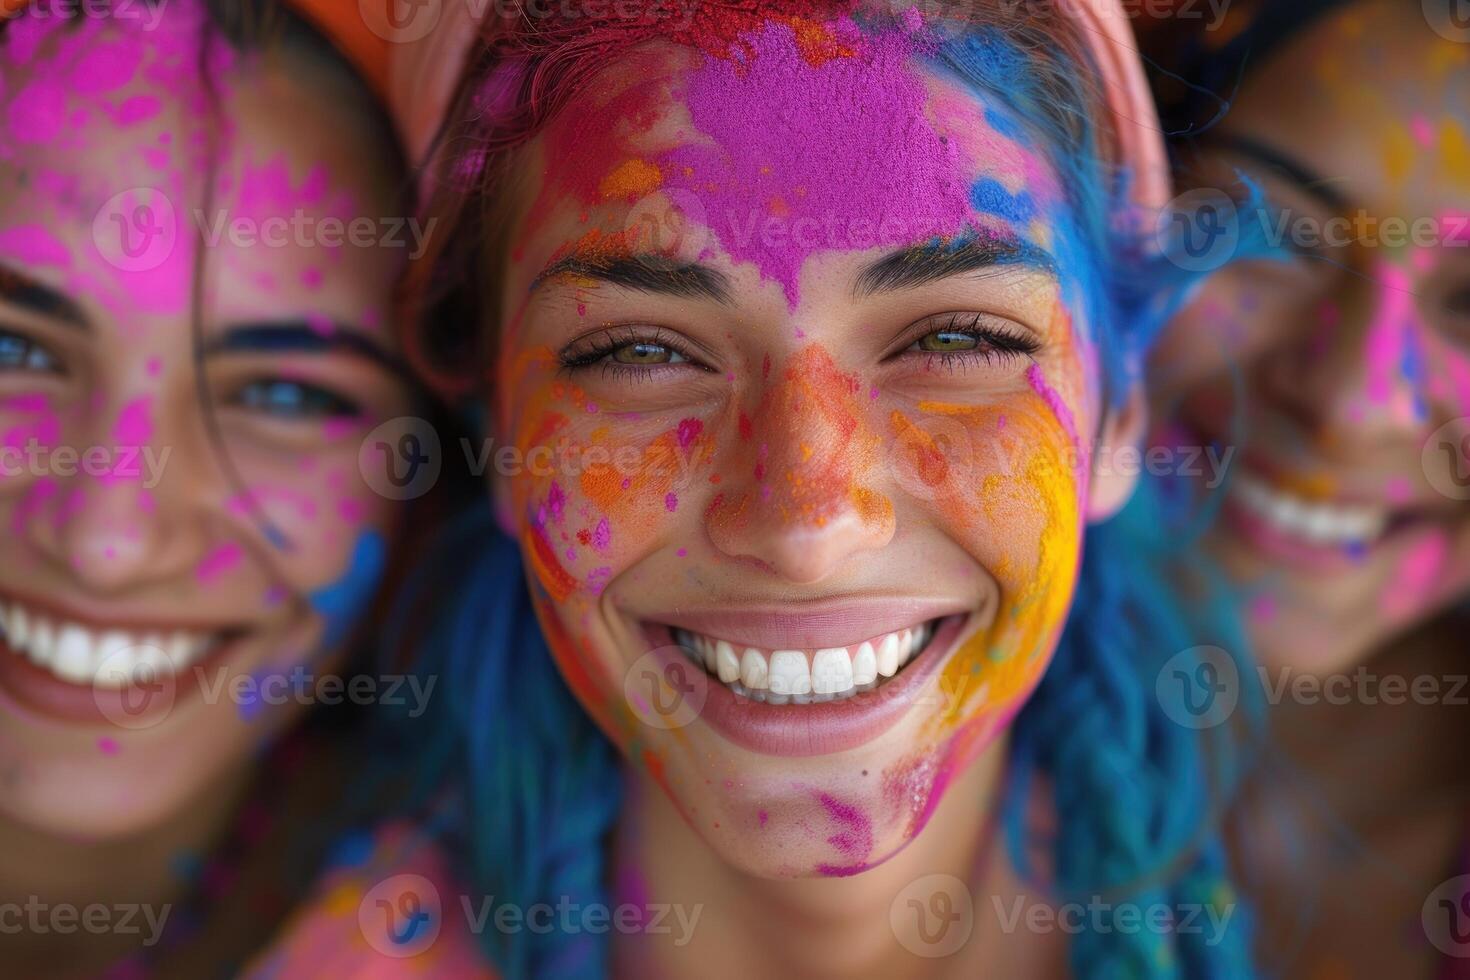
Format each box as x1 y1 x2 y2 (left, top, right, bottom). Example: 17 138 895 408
649 597 974 650
0 587 245 635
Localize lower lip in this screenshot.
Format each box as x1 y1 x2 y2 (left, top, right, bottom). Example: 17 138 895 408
643 614 968 758
0 634 234 727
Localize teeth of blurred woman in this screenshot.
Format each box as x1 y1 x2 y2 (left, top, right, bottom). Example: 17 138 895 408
0 599 221 689
1232 472 1388 545
670 621 941 702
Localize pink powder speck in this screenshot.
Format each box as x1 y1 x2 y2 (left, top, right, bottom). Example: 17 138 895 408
196 543 243 583
97 738 120 755
1247 592 1276 623
1385 533 1449 618
676 548 688 558
676 417 704 451
665 492 679 512
591 517 612 551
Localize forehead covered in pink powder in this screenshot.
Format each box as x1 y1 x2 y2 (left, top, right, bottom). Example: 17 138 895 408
516 15 1060 311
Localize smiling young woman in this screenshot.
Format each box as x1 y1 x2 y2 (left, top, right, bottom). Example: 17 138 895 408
335 1 1274 977
248 1 1269 977
0 1 456 975
1142 1 1470 976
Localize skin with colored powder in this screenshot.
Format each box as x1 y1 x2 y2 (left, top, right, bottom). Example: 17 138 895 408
438 9 1157 975
0 5 414 975
1146 2 1470 976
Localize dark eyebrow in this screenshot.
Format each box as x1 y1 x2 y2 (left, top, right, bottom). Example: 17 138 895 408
854 234 1058 298
1210 132 1352 213
0 262 88 329
532 254 733 304
203 323 405 378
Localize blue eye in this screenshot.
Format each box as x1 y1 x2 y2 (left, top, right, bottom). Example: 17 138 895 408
0 329 63 374
234 379 360 419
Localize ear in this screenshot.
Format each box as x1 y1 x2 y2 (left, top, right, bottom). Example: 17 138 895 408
1086 381 1148 522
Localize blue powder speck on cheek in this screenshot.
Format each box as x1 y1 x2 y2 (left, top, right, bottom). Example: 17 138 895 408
308 530 387 649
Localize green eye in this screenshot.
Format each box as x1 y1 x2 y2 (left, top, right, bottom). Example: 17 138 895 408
612 342 684 365
235 379 360 419
915 331 980 353
0 329 63 373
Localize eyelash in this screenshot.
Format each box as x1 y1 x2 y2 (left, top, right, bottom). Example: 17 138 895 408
557 314 1041 384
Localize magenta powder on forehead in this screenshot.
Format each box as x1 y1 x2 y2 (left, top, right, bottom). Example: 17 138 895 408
663 19 971 308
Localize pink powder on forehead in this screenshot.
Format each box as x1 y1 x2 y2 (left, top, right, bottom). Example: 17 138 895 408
0 225 72 269
663 19 970 308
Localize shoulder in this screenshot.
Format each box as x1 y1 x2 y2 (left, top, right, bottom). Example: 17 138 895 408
242 821 498 980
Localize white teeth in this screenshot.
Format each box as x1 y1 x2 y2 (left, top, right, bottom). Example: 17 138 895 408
715 641 740 684
740 647 768 690
0 600 221 689
672 620 945 702
1233 472 1388 545
852 641 877 686
53 625 96 684
811 648 854 696
768 650 811 698
876 633 900 677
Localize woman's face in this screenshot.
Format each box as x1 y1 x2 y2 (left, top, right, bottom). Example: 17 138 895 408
0 15 412 837
1154 0 1470 676
493 19 1140 877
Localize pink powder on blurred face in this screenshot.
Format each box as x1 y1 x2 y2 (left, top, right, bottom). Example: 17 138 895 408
196 543 243 584
0 224 73 268
814 792 873 876
664 20 971 307
1385 533 1449 618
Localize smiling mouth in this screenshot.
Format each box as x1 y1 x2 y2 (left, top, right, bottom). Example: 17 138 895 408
669 618 946 704
0 597 239 690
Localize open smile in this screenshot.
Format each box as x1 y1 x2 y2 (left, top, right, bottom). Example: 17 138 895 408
0 591 252 724
639 602 978 757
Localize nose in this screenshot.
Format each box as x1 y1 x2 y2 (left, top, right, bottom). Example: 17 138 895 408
1260 261 1430 449
25 396 204 594
706 346 895 583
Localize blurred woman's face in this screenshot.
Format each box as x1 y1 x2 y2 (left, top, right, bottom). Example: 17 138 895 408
491 18 1141 878
0 15 412 837
1153 1 1470 675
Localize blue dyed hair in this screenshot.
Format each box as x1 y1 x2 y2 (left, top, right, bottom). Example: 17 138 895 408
377 4 1272 978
